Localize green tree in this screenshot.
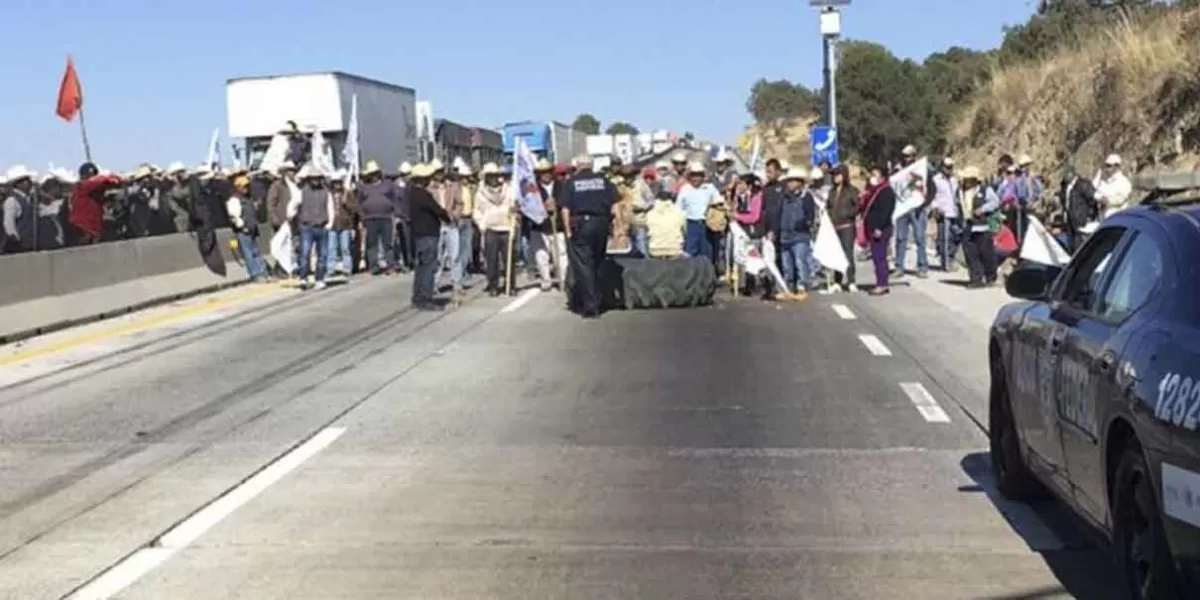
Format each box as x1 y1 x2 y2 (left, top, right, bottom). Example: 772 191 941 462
835 40 934 165
605 122 639 135
922 47 994 153
572 113 601 135
745 78 822 131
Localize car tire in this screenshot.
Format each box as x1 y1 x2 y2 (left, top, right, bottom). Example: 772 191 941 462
989 359 1048 501
1111 445 1183 600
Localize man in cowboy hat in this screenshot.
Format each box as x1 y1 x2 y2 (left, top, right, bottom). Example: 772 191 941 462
560 154 617 318
769 167 817 299
675 161 721 261
266 160 301 277
406 163 454 310
454 163 477 281
529 158 567 290
33 170 69 250
357 159 400 275
471 162 514 296
711 148 738 194
68 162 122 245
3 165 37 252
428 158 466 295
226 171 269 282
391 161 415 272
122 164 158 238
161 161 195 235
286 164 336 290
663 151 690 195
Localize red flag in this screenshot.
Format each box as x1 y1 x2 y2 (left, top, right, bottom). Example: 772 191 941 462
55 56 83 122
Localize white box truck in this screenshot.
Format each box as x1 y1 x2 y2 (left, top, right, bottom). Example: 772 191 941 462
226 71 419 173
586 134 614 158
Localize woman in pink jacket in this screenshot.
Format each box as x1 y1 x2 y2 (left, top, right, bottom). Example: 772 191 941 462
732 172 764 295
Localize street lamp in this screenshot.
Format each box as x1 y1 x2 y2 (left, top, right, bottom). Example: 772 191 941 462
810 0 849 131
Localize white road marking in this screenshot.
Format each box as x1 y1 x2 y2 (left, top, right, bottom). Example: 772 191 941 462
858 334 892 356
66 427 346 600
500 288 541 313
832 304 856 320
899 382 951 423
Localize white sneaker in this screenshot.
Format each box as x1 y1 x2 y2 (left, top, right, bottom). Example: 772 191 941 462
848 284 860 292
314 281 327 290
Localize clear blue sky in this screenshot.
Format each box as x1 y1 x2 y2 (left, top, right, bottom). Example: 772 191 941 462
2 0 1037 172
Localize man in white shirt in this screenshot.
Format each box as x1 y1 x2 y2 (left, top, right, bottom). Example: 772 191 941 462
1093 153 1132 220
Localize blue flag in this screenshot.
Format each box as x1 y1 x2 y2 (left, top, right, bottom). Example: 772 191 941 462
512 137 548 224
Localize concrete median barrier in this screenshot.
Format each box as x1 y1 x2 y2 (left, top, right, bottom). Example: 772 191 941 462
0 227 275 343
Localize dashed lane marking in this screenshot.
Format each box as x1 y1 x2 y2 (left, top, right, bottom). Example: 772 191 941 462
858 334 892 356
64 427 346 600
899 382 951 423
832 304 856 320
500 288 542 314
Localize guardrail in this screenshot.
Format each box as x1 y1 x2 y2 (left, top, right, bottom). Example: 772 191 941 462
0 227 271 344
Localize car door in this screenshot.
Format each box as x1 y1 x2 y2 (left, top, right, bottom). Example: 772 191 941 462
1022 228 1128 485
1010 300 1071 484
1059 227 1165 522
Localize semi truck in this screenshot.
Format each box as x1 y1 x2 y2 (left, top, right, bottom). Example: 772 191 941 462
226 71 420 173
501 121 586 164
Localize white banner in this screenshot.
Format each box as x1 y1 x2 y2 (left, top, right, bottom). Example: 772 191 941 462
729 221 766 275
311 130 336 175
891 157 929 222
270 226 296 275
1020 214 1072 267
259 134 289 174
813 211 849 273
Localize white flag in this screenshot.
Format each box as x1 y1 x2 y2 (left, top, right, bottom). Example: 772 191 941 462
340 94 360 185
259 134 289 174
813 211 849 273
512 137 548 224
729 221 766 275
1020 214 1072 267
269 226 296 275
311 129 336 175
890 157 929 222
205 128 221 170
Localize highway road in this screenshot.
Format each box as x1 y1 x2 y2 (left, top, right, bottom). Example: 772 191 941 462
0 268 1125 599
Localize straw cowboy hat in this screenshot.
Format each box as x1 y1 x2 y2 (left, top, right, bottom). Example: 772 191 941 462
226 164 249 178
5 165 35 182
410 163 436 178
480 162 503 176
902 144 918 156
534 158 553 172
297 164 325 180
686 161 706 174
455 163 474 177
714 148 733 163
362 160 382 175
808 167 825 181
429 158 445 172
960 166 982 181
132 165 154 180
782 168 808 181
671 152 688 163
398 162 413 175
166 161 187 174
1017 154 1034 167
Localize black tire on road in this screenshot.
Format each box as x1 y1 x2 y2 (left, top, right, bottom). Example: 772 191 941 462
989 359 1048 501
1111 445 1184 600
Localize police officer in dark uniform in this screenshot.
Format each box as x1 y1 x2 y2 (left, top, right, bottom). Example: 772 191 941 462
560 155 616 319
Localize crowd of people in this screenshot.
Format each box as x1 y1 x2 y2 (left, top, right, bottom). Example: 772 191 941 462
2 137 1136 316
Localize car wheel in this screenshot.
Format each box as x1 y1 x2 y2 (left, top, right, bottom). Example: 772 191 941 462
1111 445 1183 600
989 358 1047 501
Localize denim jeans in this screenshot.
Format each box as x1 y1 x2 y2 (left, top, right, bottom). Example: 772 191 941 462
684 220 709 258
298 225 329 282
780 238 813 292
438 223 462 287
363 218 393 272
934 215 962 271
456 219 474 278
236 232 267 280
631 226 649 257
326 229 352 273
894 206 928 272
413 235 439 305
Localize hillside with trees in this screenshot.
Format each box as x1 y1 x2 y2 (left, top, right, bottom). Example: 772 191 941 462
742 0 1200 177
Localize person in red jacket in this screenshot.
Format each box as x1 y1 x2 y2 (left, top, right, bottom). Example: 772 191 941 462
68 162 122 244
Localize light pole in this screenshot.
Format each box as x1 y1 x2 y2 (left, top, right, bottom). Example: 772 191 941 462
811 0 849 131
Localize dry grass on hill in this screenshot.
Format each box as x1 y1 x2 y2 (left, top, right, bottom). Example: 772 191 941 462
949 8 1200 177
736 117 818 167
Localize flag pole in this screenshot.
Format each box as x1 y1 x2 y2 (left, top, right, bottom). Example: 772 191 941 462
77 105 93 163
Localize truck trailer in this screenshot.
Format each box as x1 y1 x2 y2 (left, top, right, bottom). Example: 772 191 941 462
226 71 420 173
501 120 586 164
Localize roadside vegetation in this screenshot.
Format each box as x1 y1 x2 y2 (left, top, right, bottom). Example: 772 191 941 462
742 0 1200 174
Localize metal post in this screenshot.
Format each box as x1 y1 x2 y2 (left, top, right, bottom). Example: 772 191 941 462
828 37 838 131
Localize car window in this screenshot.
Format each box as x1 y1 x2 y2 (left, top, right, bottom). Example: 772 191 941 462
1096 233 1162 321
1054 227 1126 311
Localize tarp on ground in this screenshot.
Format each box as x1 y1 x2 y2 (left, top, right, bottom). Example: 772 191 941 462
599 257 716 309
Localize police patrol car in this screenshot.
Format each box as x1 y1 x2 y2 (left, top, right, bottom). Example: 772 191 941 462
989 171 1200 598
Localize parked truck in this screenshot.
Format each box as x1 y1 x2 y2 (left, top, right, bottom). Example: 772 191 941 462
226 71 420 173
501 120 586 164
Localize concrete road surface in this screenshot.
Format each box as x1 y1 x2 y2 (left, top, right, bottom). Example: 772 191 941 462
0 267 1123 599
